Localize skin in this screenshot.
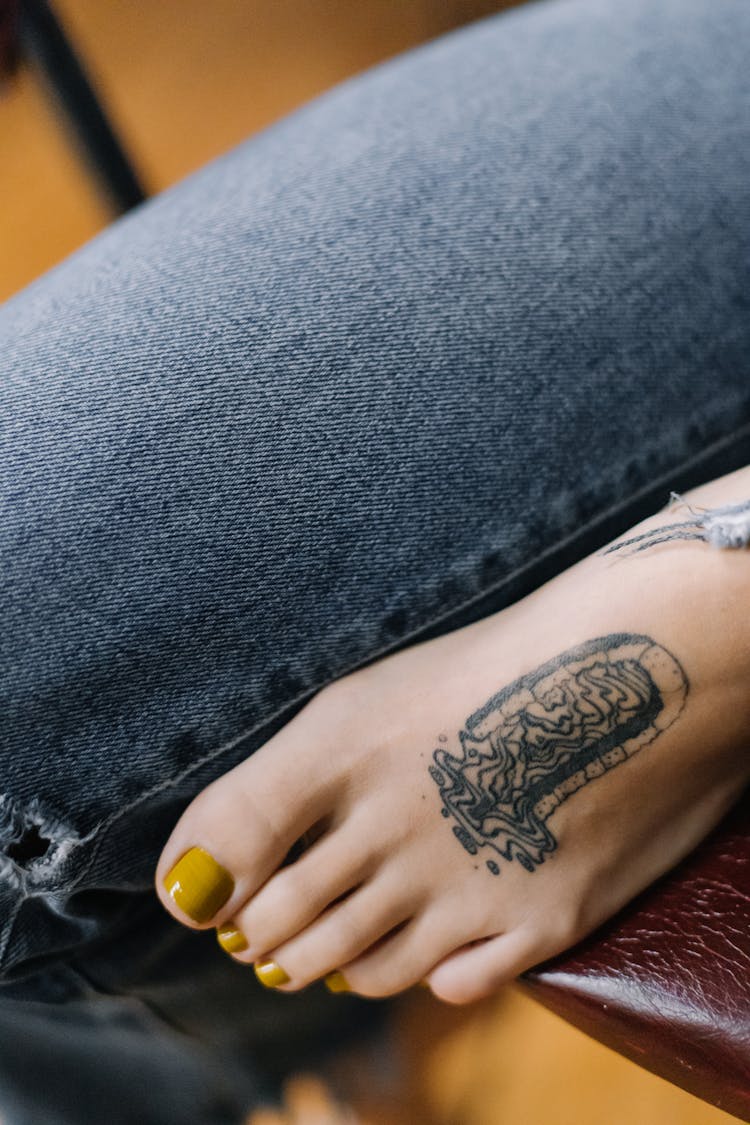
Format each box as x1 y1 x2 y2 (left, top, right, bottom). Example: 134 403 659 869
155 464 750 1005
246 1074 361 1125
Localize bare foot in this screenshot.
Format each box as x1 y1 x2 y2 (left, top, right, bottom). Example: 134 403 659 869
246 1074 364 1125
155 466 750 1004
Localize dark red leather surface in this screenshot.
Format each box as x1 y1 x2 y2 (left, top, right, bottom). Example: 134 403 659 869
521 793 750 1121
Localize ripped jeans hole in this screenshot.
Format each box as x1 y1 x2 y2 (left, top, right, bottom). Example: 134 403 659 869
6 825 52 867
0 795 82 890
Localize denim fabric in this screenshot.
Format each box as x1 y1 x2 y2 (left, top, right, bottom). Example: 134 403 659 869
2 0 750 1118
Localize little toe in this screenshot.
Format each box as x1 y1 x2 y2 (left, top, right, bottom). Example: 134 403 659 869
155 733 338 930
282 1074 353 1125
246 1112 287 1125
425 926 544 1005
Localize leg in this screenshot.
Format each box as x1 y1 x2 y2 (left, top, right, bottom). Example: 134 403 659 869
2 0 749 1114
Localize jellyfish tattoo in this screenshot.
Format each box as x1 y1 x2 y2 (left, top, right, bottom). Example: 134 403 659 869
429 633 688 876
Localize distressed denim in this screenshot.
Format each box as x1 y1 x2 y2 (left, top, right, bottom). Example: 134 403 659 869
2 0 750 1119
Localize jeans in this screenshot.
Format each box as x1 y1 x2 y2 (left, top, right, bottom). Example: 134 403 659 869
2 0 749 1119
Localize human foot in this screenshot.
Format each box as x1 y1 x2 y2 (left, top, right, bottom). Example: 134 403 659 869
246 1074 363 1125
155 467 750 1004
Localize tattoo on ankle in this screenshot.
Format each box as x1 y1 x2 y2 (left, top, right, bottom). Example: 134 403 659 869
602 494 750 556
428 634 688 876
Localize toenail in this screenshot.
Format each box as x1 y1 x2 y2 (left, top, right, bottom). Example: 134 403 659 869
162 846 234 923
324 971 351 994
216 923 249 954
254 959 290 988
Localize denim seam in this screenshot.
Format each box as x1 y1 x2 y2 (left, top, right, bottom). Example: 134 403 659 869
26 406 742 910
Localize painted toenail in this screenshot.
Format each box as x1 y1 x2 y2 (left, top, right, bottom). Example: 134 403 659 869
162 846 234 923
216 923 249 954
324 971 351 993
254 959 290 988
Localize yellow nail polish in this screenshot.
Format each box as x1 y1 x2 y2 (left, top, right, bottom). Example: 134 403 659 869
162 846 234 923
324 971 351 993
254 959 290 988
216 923 249 954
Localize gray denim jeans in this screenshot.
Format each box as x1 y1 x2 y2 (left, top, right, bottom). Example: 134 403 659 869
2 0 749 1120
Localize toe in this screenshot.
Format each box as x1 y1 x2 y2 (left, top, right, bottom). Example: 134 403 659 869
426 926 544 1005
282 1075 352 1125
155 726 338 931
260 870 416 990
246 1112 286 1125
333 897 488 999
227 818 379 961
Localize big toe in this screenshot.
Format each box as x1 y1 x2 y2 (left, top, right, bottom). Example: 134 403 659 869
155 724 338 931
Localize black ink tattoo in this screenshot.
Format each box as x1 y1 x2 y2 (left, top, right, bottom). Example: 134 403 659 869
602 494 750 556
429 634 687 876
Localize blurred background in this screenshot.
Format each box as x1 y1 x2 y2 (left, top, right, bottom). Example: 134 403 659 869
0 3 744 1122
0 0 505 302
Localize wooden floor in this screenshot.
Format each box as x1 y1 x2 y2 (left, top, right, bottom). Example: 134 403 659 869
312 985 743 1125
0 3 742 1122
